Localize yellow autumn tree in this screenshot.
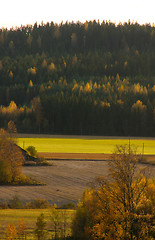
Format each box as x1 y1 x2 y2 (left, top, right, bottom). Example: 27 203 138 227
48 62 56 71
84 21 89 31
0 101 24 120
131 100 147 113
0 129 24 183
7 101 17 114
29 79 33 87
5 223 17 240
8 120 17 134
42 59 47 68
72 145 155 240
9 70 13 78
27 67 36 75
84 82 92 93
18 218 26 238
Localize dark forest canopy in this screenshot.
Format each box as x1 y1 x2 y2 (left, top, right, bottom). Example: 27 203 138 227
0 20 155 136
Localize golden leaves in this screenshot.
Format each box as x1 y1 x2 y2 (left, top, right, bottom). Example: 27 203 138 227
131 100 147 112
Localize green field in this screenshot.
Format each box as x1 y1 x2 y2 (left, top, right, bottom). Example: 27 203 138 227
0 208 75 239
17 135 155 155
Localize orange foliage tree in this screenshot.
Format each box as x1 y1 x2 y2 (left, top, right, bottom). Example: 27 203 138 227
18 218 26 239
0 128 24 183
5 223 17 240
72 145 155 240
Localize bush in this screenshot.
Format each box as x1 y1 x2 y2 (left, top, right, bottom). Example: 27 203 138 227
8 195 24 209
13 174 44 186
26 145 37 157
36 157 51 166
0 201 8 209
59 203 76 209
26 199 50 209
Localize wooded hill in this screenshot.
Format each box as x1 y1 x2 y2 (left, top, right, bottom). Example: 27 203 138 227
0 21 155 136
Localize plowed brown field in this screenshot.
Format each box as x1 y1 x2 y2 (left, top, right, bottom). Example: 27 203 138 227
38 152 155 163
0 153 154 206
38 152 113 160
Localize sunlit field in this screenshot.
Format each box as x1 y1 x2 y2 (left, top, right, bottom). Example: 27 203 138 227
17 135 155 155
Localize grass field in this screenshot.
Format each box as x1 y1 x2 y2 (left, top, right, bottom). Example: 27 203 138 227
0 208 75 239
17 135 155 155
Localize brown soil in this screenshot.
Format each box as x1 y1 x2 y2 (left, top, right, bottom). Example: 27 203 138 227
0 160 110 206
0 158 155 205
0 153 154 206
38 152 113 160
38 152 155 163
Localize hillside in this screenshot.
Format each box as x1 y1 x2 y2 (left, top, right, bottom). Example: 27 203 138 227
0 21 155 136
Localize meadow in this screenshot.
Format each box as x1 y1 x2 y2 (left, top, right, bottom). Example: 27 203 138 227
0 208 75 239
17 134 155 155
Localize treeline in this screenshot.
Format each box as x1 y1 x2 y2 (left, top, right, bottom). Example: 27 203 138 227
0 21 155 136
1 20 155 59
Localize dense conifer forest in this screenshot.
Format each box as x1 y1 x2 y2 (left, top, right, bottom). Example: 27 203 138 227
0 20 155 136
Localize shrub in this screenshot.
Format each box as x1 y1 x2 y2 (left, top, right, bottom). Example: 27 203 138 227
8 195 24 209
0 201 8 209
26 199 50 209
26 145 37 157
59 203 76 209
36 157 51 166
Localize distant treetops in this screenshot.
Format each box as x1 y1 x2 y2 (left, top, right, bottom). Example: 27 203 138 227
0 21 155 136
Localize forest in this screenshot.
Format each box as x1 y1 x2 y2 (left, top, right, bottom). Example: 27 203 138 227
0 20 155 136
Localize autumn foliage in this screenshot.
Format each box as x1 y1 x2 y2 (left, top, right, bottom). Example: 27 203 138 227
0 22 155 136
72 145 155 239
0 128 24 184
